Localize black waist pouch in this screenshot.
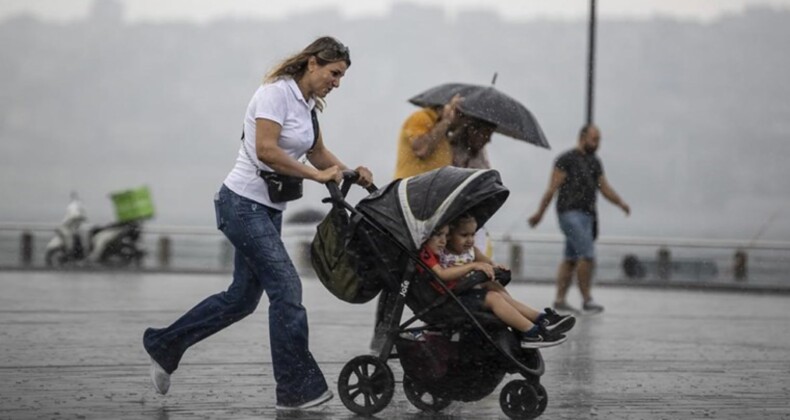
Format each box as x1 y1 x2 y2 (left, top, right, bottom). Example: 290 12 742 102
259 170 303 203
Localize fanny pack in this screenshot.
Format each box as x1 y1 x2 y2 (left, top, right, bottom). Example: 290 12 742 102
258 170 304 203
241 109 319 203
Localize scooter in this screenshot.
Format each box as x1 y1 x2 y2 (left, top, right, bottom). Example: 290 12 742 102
45 193 146 268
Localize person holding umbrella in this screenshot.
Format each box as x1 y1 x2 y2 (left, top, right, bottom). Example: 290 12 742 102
528 124 630 314
394 82 550 180
394 94 477 179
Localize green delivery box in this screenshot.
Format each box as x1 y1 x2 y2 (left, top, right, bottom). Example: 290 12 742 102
110 186 155 222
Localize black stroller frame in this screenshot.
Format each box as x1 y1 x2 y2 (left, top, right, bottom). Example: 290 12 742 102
321 168 550 419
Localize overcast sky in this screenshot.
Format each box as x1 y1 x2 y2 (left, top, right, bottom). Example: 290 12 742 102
2 0 790 22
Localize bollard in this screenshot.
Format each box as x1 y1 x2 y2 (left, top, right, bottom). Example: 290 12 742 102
157 236 171 269
20 231 34 267
657 247 671 280
733 249 748 282
509 243 523 280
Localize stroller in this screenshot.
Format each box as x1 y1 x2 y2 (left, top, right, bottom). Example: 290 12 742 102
312 166 548 419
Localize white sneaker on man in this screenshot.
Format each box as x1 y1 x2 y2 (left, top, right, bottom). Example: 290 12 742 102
275 389 333 410
149 356 171 395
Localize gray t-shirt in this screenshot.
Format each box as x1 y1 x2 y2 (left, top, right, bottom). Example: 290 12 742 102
555 149 603 215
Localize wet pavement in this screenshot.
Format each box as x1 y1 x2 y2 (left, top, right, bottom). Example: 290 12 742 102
1 271 789 419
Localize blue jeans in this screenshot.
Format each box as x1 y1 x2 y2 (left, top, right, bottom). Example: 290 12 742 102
558 210 596 260
143 184 327 406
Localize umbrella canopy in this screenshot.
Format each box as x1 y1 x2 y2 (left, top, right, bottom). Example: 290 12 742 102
408 83 550 149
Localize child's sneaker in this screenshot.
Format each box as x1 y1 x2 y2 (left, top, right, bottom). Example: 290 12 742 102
539 308 576 335
553 300 580 315
520 330 567 349
582 299 604 314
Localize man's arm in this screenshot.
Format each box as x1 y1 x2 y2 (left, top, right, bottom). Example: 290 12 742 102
410 118 452 159
410 94 462 159
599 174 630 215
528 168 566 227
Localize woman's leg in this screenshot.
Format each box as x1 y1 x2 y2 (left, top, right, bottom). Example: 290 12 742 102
143 187 264 374
219 191 327 407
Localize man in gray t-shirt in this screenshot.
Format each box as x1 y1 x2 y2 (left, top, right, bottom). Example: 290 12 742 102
528 125 630 314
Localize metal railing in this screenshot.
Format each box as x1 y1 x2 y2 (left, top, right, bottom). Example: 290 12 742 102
2 222 789 291
490 233 790 289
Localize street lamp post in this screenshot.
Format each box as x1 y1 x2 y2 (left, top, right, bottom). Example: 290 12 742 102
586 0 597 125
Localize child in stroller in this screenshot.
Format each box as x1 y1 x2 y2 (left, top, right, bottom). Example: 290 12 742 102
420 216 574 348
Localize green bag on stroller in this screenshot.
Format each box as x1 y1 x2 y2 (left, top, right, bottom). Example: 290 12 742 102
311 207 381 304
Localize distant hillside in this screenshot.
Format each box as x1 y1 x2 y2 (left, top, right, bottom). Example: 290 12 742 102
1 4 788 240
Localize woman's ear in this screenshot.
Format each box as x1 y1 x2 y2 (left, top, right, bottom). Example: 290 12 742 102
307 56 317 73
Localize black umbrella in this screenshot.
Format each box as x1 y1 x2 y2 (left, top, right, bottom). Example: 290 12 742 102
408 82 550 149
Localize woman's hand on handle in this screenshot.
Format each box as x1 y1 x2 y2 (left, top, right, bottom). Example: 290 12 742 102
314 165 343 184
354 166 373 187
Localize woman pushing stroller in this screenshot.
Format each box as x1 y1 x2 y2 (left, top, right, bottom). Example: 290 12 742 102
420 213 575 348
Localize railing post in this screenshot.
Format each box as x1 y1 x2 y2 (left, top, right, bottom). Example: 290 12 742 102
20 230 34 267
157 236 171 268
733 249 748 282
657 247 671 280
509 243 523 280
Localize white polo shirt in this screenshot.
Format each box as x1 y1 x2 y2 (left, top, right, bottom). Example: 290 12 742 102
223 77 316 211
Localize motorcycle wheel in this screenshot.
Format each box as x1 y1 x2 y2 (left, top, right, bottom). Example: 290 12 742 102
101 244 139 268
45 248 68 267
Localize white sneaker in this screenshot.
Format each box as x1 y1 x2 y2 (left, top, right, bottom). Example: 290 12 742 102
275 389 333 410
149 356 170 395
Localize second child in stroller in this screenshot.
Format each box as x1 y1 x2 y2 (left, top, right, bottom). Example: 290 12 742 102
420 214 576 348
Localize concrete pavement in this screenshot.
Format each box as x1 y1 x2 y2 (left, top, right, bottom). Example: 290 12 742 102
1 271 789 419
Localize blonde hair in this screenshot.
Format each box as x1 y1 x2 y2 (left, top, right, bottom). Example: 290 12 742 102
264 36 351 111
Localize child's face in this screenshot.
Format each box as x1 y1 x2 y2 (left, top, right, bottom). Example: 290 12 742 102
426 226 449 254
447 218 477 254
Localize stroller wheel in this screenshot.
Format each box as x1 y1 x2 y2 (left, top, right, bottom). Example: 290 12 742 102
500 379 543 419
403 375 452 412
338 355 394 415
533 383 548 417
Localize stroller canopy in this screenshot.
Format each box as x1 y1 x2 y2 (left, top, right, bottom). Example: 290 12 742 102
357 167 510 251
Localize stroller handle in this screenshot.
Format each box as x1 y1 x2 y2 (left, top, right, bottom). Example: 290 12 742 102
325 170 378 202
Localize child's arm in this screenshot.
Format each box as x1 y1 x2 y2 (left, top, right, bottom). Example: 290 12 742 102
430 261 493 282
